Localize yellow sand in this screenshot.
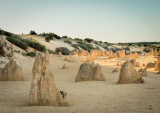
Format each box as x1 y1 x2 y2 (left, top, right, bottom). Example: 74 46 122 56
0 55 160 113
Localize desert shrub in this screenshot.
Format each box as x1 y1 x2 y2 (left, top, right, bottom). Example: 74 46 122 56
71 44 79 49
86 44 95 50
78 44 88 51
55 47 70 55
6 36 28 50
26 52 36 57
47 49 56 54
78 43 95 52
84 38 94 43
75 38 82 42
23 39 46 52
0 46 5 57
62 36 68 38
60 90 67 99
143 48 150 53
104 42 108 45
124 47 130 51
0 28 12 36
64 40 72 44
29 30 37 35
45 36 51 42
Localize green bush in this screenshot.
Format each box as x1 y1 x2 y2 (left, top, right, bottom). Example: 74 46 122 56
64 40 72 44
84 38 94 43
71 44 79 49
124 47 130 51
29 30 37 35
62 36 68 38
143 48 150 53
45 36 51 42
26 52 36 57
6 36 46 52
47 49 56 54
6 36 28 50
75 38 82 42
23 39 46 52
0 46 5 57
0 28 13 36
86 44 95 50
78 43 95 52
55 47 70 55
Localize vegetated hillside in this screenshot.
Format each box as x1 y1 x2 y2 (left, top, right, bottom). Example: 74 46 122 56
1 29 160 55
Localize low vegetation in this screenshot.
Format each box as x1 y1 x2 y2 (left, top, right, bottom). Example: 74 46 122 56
6 36 46 52
55 47 70 55
29 30 37 35
78 41 95 52
6 36 28 50
0 28 13 36
26 52 36 57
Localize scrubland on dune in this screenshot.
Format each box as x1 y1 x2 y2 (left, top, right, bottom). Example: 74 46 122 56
0 30 160 113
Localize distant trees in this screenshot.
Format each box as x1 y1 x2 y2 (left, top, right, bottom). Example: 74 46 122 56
29 30 37 35
62 36 68 38
84 38 94 43
124 47 130 51
45 36 51 42
0 28 12 36
39 32 61 40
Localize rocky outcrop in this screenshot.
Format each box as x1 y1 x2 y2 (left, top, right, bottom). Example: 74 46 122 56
146 62 156 69
112 68 119 73
0 59 24 81
138 68 147 76
62 64 68 69
29 53 67 106
117 60 144 84
75 63 105 82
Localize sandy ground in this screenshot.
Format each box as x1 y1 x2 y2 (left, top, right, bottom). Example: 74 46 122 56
0 55 160 113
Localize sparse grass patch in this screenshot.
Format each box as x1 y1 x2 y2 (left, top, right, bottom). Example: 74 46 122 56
26 52 36 57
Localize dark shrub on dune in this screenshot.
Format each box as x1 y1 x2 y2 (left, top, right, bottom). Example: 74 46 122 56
26 52 36 57
6 36 46 52
6 36 28 50
0 46 5 57
55 47 70 55
29 30 37 35
45 36 51 42
24 39 46 52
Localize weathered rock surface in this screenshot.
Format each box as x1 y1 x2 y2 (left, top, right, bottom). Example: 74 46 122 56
117 60 144 84
146 62 156 69
75 63 105 82
29 53 67 106
112 68 119 73
62 64 68 69
0 59 24 81
138 68 147 76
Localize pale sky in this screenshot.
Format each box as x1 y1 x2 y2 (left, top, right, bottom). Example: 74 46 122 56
0 0 160 43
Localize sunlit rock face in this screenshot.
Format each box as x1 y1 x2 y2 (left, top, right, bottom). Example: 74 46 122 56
0 59 24 81
118 60 144 84
29 53 67 106
75 62 105 82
